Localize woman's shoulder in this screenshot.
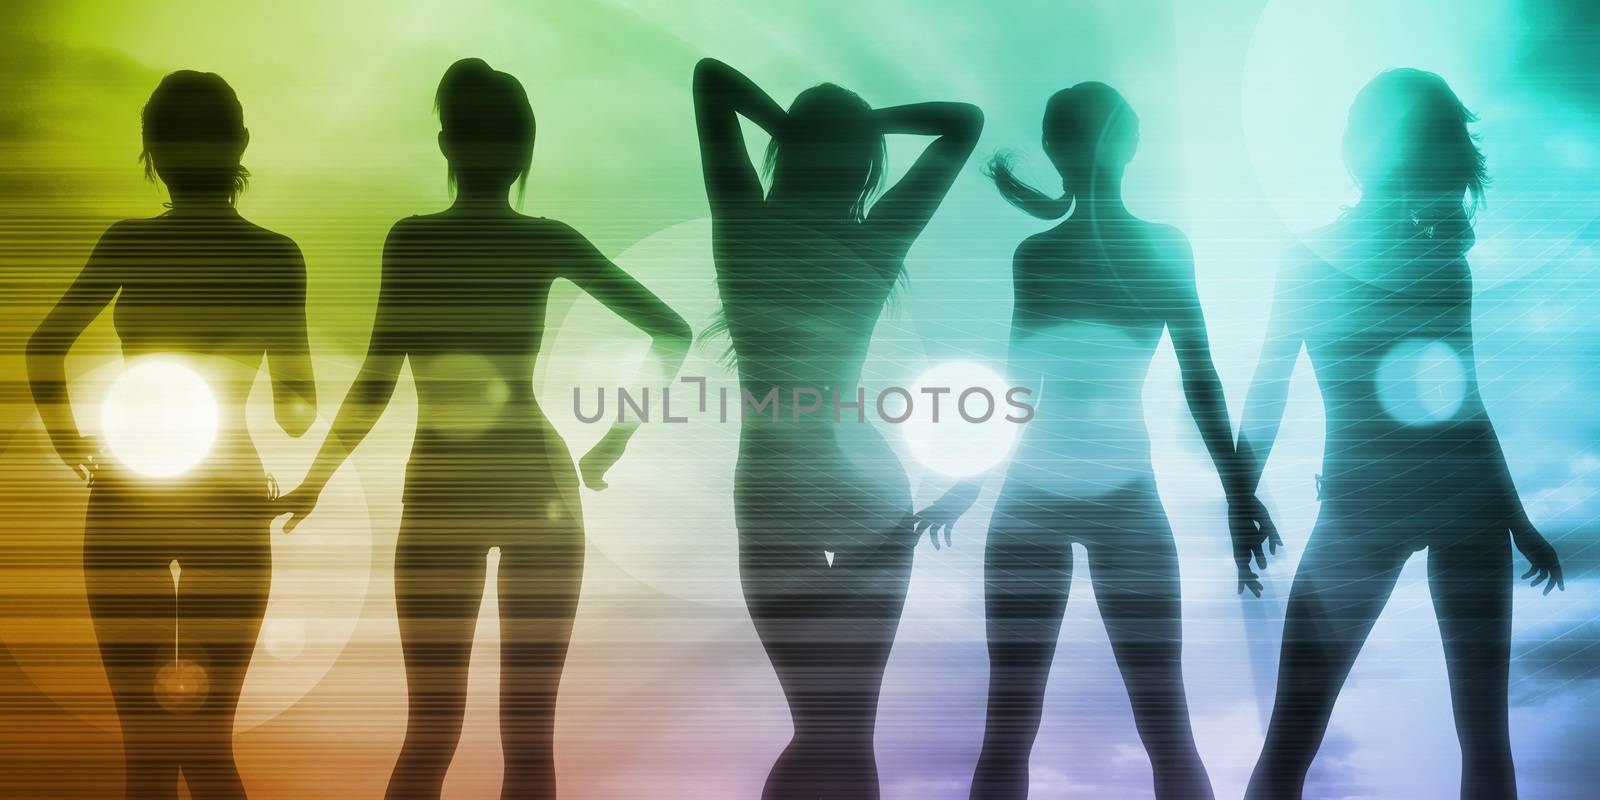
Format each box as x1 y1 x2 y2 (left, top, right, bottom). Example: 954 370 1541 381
107 214 302 264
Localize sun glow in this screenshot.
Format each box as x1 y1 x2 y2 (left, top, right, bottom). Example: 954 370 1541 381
901 361 1020 478
101 360 220 478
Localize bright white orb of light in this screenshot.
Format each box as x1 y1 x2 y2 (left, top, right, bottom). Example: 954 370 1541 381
1376 339 1466 425
901 361 1019 477
102 360 219 477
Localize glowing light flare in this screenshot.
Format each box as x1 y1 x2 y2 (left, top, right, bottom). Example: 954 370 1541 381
901 361 1019 478
1376 338 1467 425
101 360 219 478
155 660 211 713
412 352 515 438
260 607 307 661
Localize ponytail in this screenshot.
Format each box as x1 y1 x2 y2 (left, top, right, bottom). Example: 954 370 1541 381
984 151 1070 220
434 58 536 204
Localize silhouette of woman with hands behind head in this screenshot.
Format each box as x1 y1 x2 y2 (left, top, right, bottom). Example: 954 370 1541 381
693 57 982 798
1240 69 1562 800
914 83 1277 800
28 71 317 799
276 59 691 800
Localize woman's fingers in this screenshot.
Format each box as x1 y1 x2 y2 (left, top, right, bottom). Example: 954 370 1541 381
1238 572 1263 597
1256 506 1281 553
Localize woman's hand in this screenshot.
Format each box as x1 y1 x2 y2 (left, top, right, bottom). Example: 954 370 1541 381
1512 519 1564 595
1229 493 1281 597
913 480 981 550
53 434 101 485
275 483 324 534
579 425 635 491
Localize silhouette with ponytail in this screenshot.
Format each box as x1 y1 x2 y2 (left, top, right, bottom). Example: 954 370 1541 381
28 71 317 799
277 59 690 800
914 82 1276 800
693 57 981 799
1240 69 1562 800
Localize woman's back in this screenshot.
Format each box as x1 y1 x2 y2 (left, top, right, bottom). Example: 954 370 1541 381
716 214 899 408
1006 218 1183 496
109 212 303 358
372 212 595 508
100 210 305 471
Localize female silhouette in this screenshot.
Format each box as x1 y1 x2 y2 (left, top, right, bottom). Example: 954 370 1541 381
915 83 1276 800
27 71 317 799
1239 69 1563 800
277 59 690 800
692 58 981 798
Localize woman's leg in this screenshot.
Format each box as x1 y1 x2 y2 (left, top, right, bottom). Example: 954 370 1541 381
1428 526 1515 799
1245 512 1408 800
175 531 270 800
498 516 585 799
84 541 181 800
84 483 271 800
1082 490 1212 800
385 516 489 800
970 489 1074 800
739 518 916 800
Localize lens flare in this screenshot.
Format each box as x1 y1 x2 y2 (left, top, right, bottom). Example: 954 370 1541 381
101 360 219 478
902 361 1019 477
1376 339 1467 425
155 660 211 713
261 610 307 661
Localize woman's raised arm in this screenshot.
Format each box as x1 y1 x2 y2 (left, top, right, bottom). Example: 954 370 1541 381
693 58 787 218
866 102 984 246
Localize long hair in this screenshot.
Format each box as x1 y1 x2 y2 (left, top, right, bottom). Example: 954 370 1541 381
706 83 892 365
140 71 250 203
435 58 536 205
985 82 1139 220
765 83 887 223
1342 68 1487 245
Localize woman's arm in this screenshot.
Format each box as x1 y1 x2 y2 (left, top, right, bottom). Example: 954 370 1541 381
913 239 1035 549
26 225 125 480
1165 236 1250 498
693 58 786 218
277 226 412 531
866 102 984 245
1237 251 1311 495
1236 248 1316 591
1456 279 1563 592
1165 234 1280 594
557 223 693 490
267 243 317 437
